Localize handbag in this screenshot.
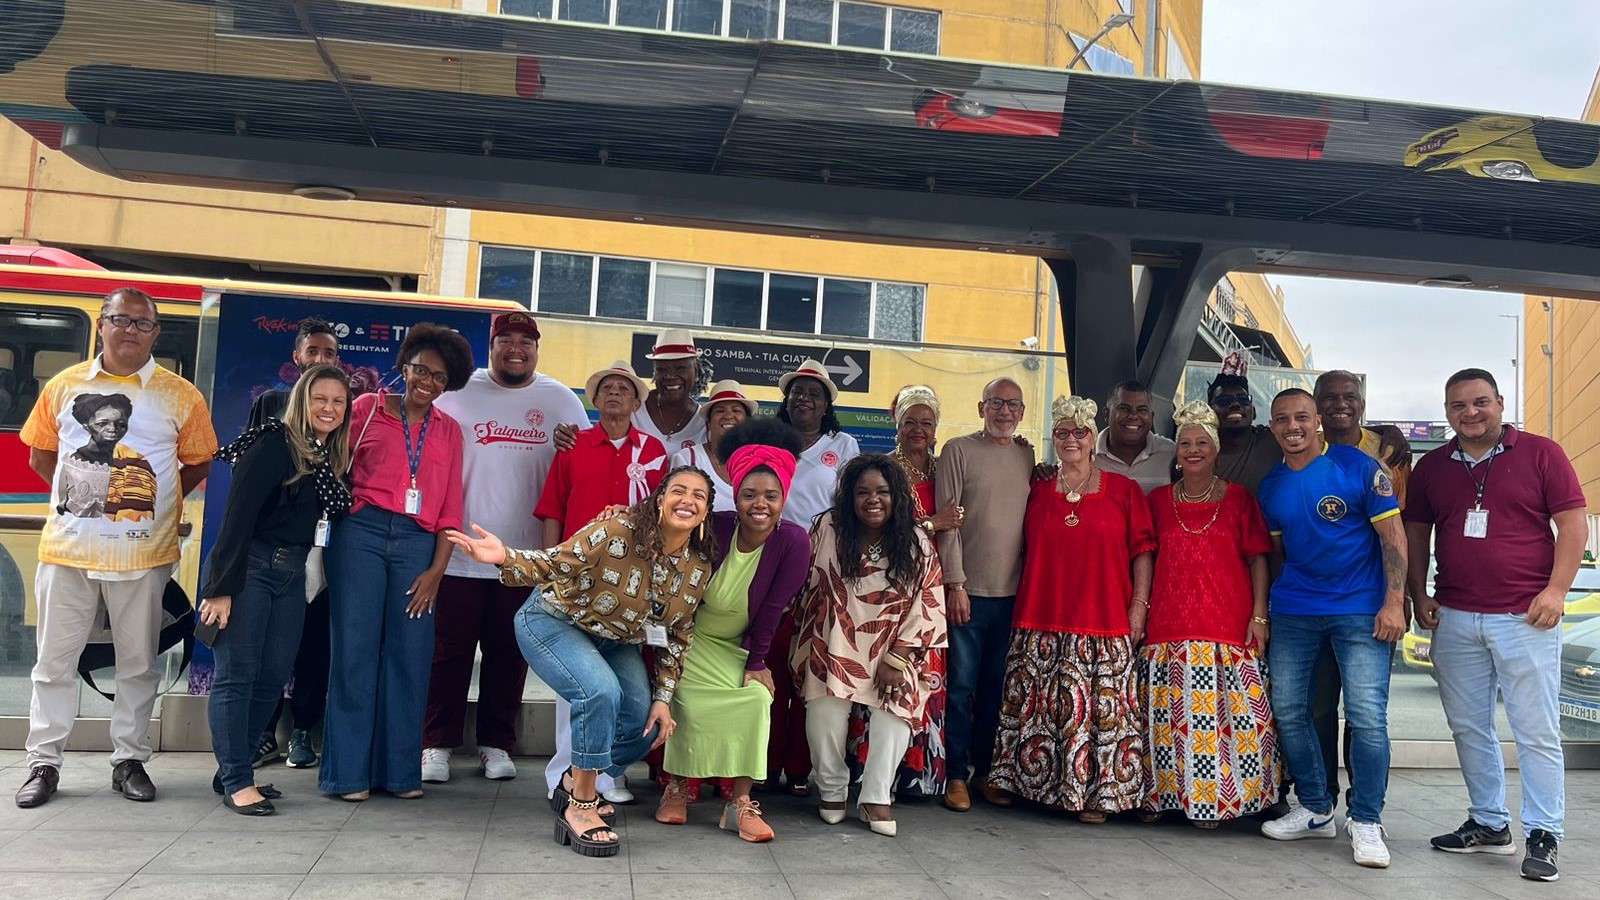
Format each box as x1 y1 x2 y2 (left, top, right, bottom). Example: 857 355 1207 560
77 579 195 702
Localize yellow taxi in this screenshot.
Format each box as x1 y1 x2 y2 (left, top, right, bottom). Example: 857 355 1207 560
1403 566 1600 677
1404 115 1600 185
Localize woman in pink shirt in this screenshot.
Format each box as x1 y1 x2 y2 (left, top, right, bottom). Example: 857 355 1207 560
320 324 471 801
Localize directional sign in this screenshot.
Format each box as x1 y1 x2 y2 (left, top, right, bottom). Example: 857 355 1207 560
630 333 872 394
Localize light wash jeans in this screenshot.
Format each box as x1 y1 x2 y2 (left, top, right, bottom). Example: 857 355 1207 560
1433 607 1565 839
1269 613 1393 824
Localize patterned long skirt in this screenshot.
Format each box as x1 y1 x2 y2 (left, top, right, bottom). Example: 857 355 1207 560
1139 641 1280 822
846 647 948 798
987 630 1143 812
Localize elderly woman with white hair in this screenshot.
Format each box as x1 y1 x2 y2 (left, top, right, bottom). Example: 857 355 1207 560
986 395 1155 822
1138 400 1280 828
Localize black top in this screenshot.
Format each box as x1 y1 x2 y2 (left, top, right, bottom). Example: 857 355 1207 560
201 428 324 598
246 388 290 430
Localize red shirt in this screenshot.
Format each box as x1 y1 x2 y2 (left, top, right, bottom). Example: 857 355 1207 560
1404 426 1586 614
348 391 464 534
536 424 668 540
1014 471 1156 636
1146 483 1272 646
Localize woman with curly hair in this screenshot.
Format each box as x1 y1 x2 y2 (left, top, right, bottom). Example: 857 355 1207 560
986 396 1155 822
656 418 810 842
447 466 717 858
794 455 946 837
1140 401 1278 828
320 323 473 802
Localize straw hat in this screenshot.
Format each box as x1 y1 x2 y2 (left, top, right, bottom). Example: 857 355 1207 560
703 379 758 417
584 360 650 403
777 359 839 402
645 328 699 360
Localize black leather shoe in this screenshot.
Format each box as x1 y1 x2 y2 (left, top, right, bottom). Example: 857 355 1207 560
111 760 157 802
213 772 281 799
223 792 276 817
16 765 59 808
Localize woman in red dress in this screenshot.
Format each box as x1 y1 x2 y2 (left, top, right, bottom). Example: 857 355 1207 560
987 396 1155 822
1139 400 1279 827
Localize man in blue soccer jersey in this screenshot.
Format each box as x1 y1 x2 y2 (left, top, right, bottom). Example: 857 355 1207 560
1256 389 1408 870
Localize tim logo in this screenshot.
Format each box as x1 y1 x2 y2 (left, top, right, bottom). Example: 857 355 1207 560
474 420 548 447
369 323 393 342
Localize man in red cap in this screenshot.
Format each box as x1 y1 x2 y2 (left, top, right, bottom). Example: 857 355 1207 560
421 311 588 785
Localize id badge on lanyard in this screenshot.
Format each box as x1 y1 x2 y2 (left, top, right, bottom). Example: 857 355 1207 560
405 484 423 516
645 623 669 647
1464 507 1488 539
401 399 430 518
314 517 331 547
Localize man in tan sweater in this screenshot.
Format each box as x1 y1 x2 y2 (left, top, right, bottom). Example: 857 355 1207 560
935 376 1035 811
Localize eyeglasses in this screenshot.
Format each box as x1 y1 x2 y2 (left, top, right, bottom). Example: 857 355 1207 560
983 398 1025 412
1211 392 1252 408
102 314 158 334
404 363 449 387
1052 427 1092 441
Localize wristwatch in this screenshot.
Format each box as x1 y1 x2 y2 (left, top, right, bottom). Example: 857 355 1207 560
920 518 935 532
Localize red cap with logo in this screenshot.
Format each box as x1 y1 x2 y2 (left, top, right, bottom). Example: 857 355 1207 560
491 311 541 341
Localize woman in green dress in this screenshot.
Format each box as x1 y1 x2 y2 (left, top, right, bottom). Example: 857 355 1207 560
657 419 811 842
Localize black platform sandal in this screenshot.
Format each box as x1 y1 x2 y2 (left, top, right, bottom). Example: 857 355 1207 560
550 772 616 824
554 796 620 858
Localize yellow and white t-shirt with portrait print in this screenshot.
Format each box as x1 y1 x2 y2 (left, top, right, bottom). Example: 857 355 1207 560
20 355 217 576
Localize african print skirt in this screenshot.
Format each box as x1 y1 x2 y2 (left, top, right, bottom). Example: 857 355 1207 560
846 647 948 798
987 630 1143 813
1139 640 1280 822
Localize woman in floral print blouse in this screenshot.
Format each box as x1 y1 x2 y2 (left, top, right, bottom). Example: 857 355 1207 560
793 454 946 838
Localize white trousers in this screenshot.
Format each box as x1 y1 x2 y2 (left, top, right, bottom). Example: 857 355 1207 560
28 563 172 769
806 696 910 807
544 695 618 795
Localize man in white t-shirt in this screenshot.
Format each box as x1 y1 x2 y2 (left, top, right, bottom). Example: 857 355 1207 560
421 312 587 784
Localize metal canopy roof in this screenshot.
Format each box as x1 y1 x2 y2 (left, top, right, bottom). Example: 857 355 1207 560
4 0 1599 301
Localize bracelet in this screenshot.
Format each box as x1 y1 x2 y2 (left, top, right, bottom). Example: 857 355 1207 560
1251 615 1270 626
1130 597 1149 608
883 653 910 672
920 518 935 533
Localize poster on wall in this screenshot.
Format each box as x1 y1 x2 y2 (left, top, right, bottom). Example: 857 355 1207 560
190 292 493 693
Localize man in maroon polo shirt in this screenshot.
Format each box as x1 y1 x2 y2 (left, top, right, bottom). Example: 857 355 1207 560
1404 367 1587 883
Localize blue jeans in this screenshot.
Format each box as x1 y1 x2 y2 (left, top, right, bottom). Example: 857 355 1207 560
946 595 1015 780
209 542 308 795
319 506 437 794
1269 613 1392 824
514 595 656 776
1433 608 1565 839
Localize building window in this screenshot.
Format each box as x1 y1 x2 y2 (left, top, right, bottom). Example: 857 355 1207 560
481 246 925 341
1165 30 1192 79
1069 33 1137 76
501 0 937 53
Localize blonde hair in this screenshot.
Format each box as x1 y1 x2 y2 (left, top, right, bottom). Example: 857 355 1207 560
282 365 353 481
1173 399 1220 446
1050 395 1097 430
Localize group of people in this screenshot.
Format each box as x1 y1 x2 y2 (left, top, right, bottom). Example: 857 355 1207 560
10 288 1584 883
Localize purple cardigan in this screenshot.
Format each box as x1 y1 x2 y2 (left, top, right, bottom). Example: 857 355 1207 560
712 512 812 671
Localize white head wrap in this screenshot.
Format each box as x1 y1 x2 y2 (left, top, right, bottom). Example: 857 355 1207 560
1173 399 1220 446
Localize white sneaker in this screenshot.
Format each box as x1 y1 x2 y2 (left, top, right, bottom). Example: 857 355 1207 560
421 747 452 784
1348 820 1391 868
602 776 635 805
477 746 516 781
1261 803 1338 841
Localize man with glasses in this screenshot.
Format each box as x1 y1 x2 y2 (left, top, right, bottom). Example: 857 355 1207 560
16 288 218 809
935 377 1034 811
1095 379 1176 494
1208 374 1283 496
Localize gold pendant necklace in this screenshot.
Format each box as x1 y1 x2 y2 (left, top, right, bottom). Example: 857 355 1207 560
866 542 884 563
1172 477 1225 535
1060 467 1094 527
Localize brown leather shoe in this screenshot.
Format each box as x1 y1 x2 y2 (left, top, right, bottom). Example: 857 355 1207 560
943 779 971 812
16 765 58 808
977 777 1014 808
111 760 157 802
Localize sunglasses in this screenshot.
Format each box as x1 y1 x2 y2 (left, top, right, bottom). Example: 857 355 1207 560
1211 392 1252 408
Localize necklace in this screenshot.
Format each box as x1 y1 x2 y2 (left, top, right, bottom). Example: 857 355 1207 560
893 446 935 484
1178 476 1219 503
653 396 694 437
1059 467 1095 527
1172 478 1225 535
866 542 884 563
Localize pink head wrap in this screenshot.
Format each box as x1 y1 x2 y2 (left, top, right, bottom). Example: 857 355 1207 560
726 444 797 499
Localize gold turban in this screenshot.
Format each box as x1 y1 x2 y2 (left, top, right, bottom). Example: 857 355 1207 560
893 385 940 426
1173 399 1220 446
1050 395 1097 430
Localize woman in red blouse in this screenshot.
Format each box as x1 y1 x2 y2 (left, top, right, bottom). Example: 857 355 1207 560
1139 400 1279 827
321 324 471 802
987 396 1155 822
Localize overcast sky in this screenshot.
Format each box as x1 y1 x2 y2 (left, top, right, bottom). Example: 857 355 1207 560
1201 1 1600 422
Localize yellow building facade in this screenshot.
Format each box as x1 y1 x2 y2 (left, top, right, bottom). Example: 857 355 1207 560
1524 68 1600 512
0 0 1304 436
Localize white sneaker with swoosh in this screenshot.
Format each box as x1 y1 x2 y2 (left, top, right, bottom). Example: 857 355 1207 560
1261 803 1338 840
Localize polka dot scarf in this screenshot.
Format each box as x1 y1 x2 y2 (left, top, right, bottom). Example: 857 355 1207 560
215 419 352 520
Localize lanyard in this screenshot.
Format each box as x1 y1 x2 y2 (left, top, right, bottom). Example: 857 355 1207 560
1456 441 1498 510
399 396 432 489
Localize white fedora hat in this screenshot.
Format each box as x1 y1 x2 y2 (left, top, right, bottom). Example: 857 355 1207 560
702 380 759 417
645 328 699 360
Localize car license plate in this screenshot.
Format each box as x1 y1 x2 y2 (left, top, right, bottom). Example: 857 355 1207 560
1414 643 1430 662
1560 699 1600 723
